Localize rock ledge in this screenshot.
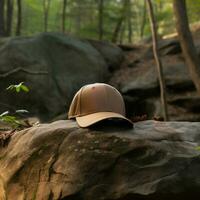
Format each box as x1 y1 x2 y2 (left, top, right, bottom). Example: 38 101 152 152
0 120 200 200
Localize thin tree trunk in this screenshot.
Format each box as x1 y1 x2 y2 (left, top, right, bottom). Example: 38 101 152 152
159 0 163 12
6 0 14 36
62 0 67 32
127 0 132 43
128 17 132 43
140 0 146 38
153 0 158 17
112 17 124 43
98 0 104 40
173 0 200 94
16 0 22 36
43 0 51 32
119 21 125 44
0 0 5 36
146 0 168 121
112 0 129 43
75 0 81 35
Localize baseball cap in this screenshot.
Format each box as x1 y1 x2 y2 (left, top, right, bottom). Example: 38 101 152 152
68 83 133 128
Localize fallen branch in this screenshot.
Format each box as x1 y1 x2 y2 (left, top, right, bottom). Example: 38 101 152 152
0 67 48 78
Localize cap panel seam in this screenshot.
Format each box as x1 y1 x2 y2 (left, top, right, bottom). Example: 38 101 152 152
104 85 111 112
79 86 86 116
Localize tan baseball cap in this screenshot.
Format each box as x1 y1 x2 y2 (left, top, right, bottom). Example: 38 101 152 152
68 83 133 128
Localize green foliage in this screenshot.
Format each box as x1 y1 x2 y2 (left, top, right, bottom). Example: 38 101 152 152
195 146 200 151
6 82 29 93
0 110 29 129
0 111 21 127
0 83 29 129
9 0 200 42
186 0 200 23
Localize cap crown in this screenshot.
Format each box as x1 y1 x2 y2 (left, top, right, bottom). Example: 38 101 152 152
68 83 125 118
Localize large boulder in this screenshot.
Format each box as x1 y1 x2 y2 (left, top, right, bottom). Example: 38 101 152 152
119 61 198 120
87 39 124 72
0 120 200 200
121 63 194 96
110 35 200 120
0 33 123 121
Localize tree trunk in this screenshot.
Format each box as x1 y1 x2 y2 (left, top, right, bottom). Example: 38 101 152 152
173 0 200 94
62 0 67 32
6 0 14 36
127 0 132 43
140 0 146 38
0 0 5 36
112 0 129 43
98 0 104 40
112 16 123 43
159 0 163 12
128 18 132 43
119 21 125 44
43 0 51 32
16 0 22 36
75 0 81 35
146 0 168 121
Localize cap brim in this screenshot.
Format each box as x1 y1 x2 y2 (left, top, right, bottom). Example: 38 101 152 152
76 112 133 128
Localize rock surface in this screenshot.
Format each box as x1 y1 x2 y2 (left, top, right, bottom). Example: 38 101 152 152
1 120 200 200
0 33 123 121
110 34 200 121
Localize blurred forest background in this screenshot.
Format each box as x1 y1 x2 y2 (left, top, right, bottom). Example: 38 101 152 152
0 0 200 43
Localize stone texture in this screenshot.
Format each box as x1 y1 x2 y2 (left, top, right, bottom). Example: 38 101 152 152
87 39 124 72
121 63 193 96
1 120 200 200
0 33 123 121
110 36 200 121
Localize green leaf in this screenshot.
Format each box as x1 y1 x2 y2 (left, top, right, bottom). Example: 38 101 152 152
21 85 29 92
16 86 21 93
2 115 16 122
0 115 21 128
6 82 29 93
196 146 200 151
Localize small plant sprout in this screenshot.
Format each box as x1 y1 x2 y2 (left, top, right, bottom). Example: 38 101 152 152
0 110 29 129
0 111 21 128
6 82 29 93
0 83 30 129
